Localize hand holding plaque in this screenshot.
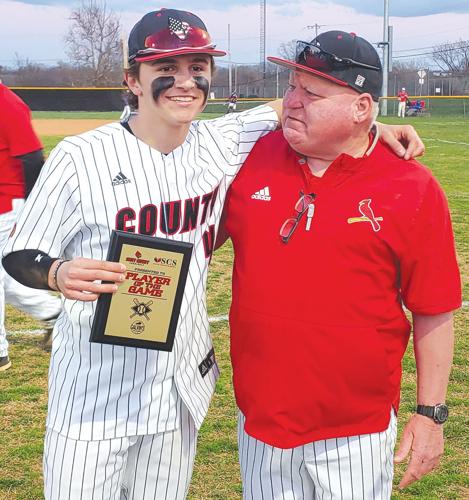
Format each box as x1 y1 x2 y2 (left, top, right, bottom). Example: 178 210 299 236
90 231 193 351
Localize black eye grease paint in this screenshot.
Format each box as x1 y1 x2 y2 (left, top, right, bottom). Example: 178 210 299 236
151 76 210 104
194 76 210 103
151 77 175 100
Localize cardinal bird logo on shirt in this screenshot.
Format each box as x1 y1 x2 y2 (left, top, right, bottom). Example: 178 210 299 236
168 17 190 40
347 199 383 232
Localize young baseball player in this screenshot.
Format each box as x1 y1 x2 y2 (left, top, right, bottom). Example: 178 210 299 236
0 83 61 371
219 32 461 498
398 87 409 117
1 8 280 499
2 9 424 499
226 91 238 113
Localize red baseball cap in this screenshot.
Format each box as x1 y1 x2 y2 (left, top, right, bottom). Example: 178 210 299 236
128 8 226 63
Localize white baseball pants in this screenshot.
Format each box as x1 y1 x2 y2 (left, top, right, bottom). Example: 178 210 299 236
238 410 397 500
398 101 406 118
44 404 198 500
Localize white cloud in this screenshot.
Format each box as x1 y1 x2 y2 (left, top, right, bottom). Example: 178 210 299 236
1 0 469 67
0 1 71 64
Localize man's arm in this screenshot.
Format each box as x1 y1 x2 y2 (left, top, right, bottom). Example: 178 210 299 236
394 312 454 489
16 149 44 197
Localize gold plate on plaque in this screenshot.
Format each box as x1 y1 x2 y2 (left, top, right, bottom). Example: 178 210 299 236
90 230 192 351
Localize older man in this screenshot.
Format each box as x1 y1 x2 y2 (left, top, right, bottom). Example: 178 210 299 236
219 31 461 498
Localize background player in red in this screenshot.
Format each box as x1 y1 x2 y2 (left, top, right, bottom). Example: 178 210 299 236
226 91 238 113
218 31 461 498
398 86 409 117
0 82 61 371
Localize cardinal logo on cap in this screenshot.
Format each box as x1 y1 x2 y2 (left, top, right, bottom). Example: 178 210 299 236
168 17 190 40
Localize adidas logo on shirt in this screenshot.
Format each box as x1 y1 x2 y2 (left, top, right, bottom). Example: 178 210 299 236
251 186 271 201
112 172 131 186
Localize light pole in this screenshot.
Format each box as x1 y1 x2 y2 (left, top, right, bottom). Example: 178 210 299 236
381 0 390 116
306 24 323 38
228 24 232 95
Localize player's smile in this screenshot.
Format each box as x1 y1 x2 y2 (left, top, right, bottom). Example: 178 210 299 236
165 94 199 106
167 96 196 102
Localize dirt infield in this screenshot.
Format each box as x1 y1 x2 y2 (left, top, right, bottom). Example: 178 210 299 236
33 119 114 136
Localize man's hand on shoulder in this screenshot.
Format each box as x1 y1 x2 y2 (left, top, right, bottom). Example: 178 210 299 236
377 122 425 160
394 414 444 489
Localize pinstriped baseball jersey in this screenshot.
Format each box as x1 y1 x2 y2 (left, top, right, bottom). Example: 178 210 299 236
3 105 278 440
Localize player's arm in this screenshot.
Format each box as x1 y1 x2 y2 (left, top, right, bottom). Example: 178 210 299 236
375 122 425 159
215 203 230 250
2 250 126 301
394 312 454 489
15 149 45 198
264 98 283 127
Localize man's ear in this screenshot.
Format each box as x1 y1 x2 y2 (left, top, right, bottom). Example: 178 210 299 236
124 70 142 97
353 93 373 124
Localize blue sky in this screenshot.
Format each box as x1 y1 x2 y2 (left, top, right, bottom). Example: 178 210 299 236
1 1 469 67
13 0 469 17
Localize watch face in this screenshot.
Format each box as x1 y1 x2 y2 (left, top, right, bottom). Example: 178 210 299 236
435 405 449 423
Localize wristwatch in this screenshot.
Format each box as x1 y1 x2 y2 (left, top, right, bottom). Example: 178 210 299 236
416 404 449 424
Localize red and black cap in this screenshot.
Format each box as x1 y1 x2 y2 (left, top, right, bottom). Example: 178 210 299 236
128 8 226 63
268 31 383 101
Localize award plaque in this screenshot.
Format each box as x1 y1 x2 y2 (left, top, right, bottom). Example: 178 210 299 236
90 230 193 351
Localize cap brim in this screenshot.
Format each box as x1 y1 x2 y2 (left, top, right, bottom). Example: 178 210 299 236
267 56 348 87
135 48 226 62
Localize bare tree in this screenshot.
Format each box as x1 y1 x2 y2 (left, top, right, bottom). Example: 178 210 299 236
432 39 469 73
65 0 123 86
278 40 297 61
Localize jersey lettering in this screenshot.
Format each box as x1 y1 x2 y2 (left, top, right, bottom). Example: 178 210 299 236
115 188 219 240
202 224 216 259
181 197 200 233
200 192 213 225
138 204 157 236
116 207 136 233
160 200 181 235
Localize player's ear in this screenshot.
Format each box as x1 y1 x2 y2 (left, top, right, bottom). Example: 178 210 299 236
353 93 373 124
125 63 143 97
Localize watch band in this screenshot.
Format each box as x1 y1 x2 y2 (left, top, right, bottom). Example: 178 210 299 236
416 405 435 418
416 403 448 424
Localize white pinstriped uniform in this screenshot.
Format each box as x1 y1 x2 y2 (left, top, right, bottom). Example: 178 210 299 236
44 404 197 500
238 411 398 500
3 105 277 499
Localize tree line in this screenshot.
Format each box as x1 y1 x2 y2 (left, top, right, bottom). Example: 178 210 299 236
0 1 468 97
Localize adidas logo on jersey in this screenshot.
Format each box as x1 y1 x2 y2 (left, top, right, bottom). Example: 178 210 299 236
251 187 271 201
112 172 131 186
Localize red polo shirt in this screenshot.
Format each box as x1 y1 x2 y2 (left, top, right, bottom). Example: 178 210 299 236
224 129 461 449
0 84 42 213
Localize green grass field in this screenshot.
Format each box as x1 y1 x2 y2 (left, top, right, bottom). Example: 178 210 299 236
0 115 468 499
